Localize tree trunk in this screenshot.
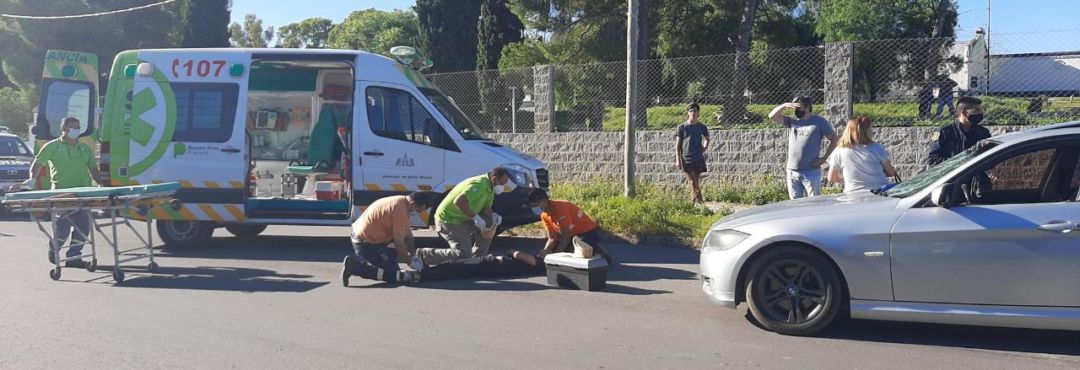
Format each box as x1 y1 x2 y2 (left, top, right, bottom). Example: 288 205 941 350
722 0 760 124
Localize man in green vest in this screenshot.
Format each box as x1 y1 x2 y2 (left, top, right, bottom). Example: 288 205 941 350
413 167 515 267
24 117 102 268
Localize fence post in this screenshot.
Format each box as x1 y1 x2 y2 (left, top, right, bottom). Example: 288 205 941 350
823 42 854 128
533 65 556 133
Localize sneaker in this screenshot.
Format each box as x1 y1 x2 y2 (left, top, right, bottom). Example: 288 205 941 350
409 254 425 271
64 259 87 268
340 256 355 287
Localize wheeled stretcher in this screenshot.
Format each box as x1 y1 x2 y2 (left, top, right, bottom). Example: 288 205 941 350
1 183 182 283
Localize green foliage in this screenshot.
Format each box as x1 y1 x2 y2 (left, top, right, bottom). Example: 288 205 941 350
701 178 789 205
415 0 483 72
0 87 35 137
498 38 550 69
229 13 274 48
327 9 419 56
476 0 524 71
547 181 720 240
175 0 231 48
276 17 334 48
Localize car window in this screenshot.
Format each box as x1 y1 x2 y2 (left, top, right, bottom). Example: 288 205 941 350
366 86 451 149
172 83 239 143
961 147 1056 205
0 137 31 157
1071 157 1080 201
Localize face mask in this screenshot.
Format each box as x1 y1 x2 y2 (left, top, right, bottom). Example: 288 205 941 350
494 179 517 195
65 128 78 139
794 109 806 119
531 207 543 216
966 113 984 125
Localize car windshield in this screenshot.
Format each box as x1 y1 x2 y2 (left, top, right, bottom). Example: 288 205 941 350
419 87 487 140
884 142 997 198
0 137 31 157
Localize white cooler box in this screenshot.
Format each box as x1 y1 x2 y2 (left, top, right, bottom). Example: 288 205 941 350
544 252 608 291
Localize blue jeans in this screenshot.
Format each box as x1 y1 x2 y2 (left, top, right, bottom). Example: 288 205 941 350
352 242 399 278
935 94 954 118
786 169 822 199
52 210 91 258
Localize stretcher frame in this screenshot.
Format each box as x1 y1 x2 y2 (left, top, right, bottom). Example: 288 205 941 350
2 190 179 283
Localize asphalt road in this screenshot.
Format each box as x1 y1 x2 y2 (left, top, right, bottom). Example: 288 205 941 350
1 213 1078 369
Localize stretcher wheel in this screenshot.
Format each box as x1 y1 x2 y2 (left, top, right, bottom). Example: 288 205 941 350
113 270 125 283
50 267 61 281
147 262 158 273
86 259 97 272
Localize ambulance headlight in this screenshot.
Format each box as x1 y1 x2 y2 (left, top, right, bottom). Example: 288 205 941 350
703 229 749 251
502 164 536 188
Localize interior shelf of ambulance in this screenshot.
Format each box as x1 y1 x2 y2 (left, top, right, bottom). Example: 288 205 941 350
244 60 354 219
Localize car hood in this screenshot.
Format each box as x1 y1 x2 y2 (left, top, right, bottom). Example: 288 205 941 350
477 141 545 170
713 191 901 230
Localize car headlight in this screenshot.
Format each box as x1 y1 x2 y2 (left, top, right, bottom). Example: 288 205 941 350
502 164 536 188
703 229 750 251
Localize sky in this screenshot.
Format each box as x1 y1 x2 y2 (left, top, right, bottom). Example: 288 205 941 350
229 0 1080 54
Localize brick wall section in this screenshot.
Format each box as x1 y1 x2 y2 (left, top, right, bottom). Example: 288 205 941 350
489 126 1022 185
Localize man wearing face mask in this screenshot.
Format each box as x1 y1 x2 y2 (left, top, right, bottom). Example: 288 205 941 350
341 191 434 286
23 116 102 268
769 96 838 199
526 189 612 264
927 96 991 166
413 167 513 267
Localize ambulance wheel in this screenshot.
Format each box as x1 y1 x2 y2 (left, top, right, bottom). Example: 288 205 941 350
113 270 125 283
50 267 61 281
86 259 97 272
157 220 213 249
225 225 267 239
147 262 159 273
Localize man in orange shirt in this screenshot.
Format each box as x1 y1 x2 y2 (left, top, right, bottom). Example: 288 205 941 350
341 191 434 286
526 189 612 264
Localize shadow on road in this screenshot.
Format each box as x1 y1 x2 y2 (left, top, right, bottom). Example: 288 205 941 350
113 265 327 293
821 319 1080 356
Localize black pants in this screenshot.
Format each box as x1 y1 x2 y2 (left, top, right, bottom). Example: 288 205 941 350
351 242 399 283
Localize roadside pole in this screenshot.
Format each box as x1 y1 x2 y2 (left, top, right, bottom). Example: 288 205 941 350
624 0 638 197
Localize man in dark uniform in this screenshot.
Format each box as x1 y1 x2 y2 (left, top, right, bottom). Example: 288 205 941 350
927 96 991 166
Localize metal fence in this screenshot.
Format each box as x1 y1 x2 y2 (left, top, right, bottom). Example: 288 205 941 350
428 32 1080 133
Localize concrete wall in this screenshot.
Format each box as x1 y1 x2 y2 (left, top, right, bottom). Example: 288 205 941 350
490 126 1021 185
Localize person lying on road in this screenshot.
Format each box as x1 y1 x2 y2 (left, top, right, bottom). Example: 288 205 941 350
342 250 543 286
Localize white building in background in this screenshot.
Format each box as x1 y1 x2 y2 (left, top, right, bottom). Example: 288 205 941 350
952 28 1080 97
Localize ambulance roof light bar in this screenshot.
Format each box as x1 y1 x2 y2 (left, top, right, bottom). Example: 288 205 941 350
389 46 433 71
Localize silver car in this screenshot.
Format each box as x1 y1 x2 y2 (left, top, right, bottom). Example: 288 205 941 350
0 133 33 194
700 122 1080 336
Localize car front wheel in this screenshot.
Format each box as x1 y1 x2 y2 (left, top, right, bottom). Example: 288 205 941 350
745 245 843 336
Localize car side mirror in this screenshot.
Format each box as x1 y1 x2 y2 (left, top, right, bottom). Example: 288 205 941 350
930 183 956 208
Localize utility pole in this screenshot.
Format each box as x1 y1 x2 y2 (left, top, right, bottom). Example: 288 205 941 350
509 86 518 133
986 0 992 95
624 0 638 197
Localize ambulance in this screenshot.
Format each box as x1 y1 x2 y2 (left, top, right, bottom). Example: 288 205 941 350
36 47 548 248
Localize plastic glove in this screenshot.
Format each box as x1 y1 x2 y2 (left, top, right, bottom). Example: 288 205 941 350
473 215 487 230
491 212 503 227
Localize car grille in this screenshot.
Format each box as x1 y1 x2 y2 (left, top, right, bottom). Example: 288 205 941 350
536 168 550 189
0 169 29 180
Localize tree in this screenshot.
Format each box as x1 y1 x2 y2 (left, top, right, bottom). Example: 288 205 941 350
415 0 483 72
229 13 274 47
277 17 334 48
722 0 761 123
327 9 419 55
815 0 958 102
475 0 524 129
175 0 231 48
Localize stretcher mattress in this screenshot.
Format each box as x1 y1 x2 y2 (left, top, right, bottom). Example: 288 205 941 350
2 182 182 201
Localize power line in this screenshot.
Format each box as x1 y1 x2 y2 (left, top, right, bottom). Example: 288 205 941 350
0 0 176 20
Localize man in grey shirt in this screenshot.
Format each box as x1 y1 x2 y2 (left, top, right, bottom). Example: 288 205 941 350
768 96 838 199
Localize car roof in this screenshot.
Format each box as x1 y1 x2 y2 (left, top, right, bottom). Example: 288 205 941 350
990 122 1080 145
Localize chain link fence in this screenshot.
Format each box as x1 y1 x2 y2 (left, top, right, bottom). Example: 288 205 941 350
428 32 1080 133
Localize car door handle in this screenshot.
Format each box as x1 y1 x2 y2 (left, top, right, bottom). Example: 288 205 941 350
220 147 241 153
1037 221 1079 233
362 151 384 157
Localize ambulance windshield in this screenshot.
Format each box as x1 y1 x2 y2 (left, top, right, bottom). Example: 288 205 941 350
420 87 486 140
